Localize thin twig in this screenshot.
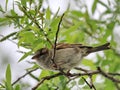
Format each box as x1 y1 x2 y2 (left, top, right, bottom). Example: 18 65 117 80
97 67 120 83
89 75 96 90
66 76 79 84
74 67 89 72
76 67 96 90
108 72 120 76
12 68 39 85
75 67 120 76
32 72 62 90
51 13 65 68
82 77 92 88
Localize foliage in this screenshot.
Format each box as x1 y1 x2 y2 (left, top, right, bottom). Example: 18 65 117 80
0 0 120 90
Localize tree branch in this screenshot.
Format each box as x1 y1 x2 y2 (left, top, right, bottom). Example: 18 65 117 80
89 75 96 90
51 13 65 68
82 77 93 89
97 67 120 83
32 72 62 90
12 68 39 85
32 67 120 90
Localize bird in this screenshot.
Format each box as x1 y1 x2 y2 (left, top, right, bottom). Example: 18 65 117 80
32 43 110 71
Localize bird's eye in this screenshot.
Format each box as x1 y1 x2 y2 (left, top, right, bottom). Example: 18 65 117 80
40 48 48 55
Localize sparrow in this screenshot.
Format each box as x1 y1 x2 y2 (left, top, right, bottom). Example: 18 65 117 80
32 43 110 71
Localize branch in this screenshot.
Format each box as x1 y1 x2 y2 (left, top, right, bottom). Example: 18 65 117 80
12 68 38 85
82 77 93 89
32 72 62 90
75 67 90 72
76 67 96 90
108 72 120 76
97 67 120 83
89 75 96 90
51 13 65 68
32 67 120 90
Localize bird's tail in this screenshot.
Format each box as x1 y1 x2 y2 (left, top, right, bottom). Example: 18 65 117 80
87 43 110 54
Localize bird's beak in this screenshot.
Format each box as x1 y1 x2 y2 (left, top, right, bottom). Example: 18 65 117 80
31 55 38 60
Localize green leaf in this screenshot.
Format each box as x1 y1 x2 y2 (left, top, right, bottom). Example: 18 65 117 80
29 26 40 34
18 31 36 47
104 80 115 90
71 10 84 17
0 32 17 42
0 17 8 22
82 59 96 69
18 51 33 62
0 5 5 13
5 0 8 11
5 64 12 90
107 22 115 30
78 78 85 85
14 84 21 90
28 10 36 16
98 0 109 10
67 22 81 32
46 7 51 20
32 42 44 52
39 70 50 79
50 18 60 30
37 84 49 90
52 7 60 19
37 0 43 11
21 0 27 7
92 0 98 14
10 10 18 16
57 76 68 90
19 31 35 42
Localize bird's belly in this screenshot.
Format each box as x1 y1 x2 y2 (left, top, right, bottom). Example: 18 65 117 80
54 49 83 70
37 48 83 71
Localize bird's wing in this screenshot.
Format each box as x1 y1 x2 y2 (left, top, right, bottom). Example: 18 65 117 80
55 43 92 50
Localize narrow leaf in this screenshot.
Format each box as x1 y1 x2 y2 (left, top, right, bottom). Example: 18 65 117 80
5 0 8 11
15 84 21 90
46 7 51 20
18 51 33 62
92 0 98 14
0 32 17 42
21 0 26 7
6 64 11 84
98 0 109 10
0 5 5 13
5 64 12 90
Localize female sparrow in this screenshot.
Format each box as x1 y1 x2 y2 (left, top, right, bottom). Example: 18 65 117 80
32 43 110 71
